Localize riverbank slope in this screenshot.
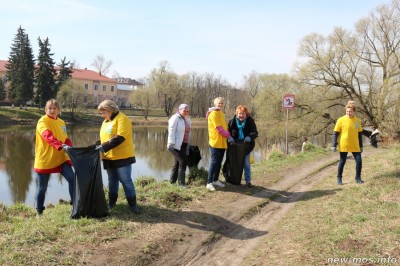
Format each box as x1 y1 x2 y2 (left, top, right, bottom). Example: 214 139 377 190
0 143 398 265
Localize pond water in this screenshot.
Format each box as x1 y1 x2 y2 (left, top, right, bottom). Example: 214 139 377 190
0 124 327 207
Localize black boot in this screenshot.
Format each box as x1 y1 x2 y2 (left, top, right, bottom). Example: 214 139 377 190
170 170 178 184
178 169 186 188
108 193 118 209
355 177 364 184
127 196 140 214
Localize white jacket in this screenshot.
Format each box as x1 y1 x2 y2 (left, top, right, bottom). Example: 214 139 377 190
167 113 191 151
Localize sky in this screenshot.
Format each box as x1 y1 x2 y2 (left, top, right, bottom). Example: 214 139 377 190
0 0 390 85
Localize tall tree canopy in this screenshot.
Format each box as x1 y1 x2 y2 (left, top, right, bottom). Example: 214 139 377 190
0 79 6 101
35 37 57 107
56 57 73 91
5 26 35 105
296 0 400 138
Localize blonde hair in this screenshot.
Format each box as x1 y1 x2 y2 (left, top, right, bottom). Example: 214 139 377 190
345 100 356 111
97 100 119 113
45 99 61 113
235 105 251 117
214 97 224 106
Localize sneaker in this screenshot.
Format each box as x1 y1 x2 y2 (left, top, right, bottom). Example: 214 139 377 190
213 180 225 188
206 183 216 191
246 182 252 188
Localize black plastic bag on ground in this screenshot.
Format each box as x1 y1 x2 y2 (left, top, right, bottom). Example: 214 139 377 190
223 141 246 185
66 147 108 219
188 145 202 168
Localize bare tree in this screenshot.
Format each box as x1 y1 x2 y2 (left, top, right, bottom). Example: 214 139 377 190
296 0 400 138
243 70 262 116
130 82 155 120
91 54 112 76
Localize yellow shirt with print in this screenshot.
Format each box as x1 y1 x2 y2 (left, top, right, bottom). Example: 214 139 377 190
334 115 363 152
100 112 135 160
207 110 228 149
34 115 70 169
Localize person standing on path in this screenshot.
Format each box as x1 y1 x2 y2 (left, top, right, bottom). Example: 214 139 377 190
34 99 74 215
206 97 234 191
95 100 139 213
331 101 364 185
227 105 258 187
167 104 191 188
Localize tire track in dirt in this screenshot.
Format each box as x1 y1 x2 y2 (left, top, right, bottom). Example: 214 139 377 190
181 158 339 266
152 153 345 266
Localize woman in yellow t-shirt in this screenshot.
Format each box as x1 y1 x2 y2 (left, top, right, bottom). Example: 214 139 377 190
95 100 139 213
205 97 234 191
331 101 363 185
34 99 74 215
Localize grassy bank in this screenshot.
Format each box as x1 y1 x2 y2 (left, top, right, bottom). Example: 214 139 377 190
0 145 398 265
0 106 208 127
245 145 400 265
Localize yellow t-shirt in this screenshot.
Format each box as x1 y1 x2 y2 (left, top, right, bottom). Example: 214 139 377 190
334 115 362 152
34 115 70 170
208 110 228 149
100 112 135 160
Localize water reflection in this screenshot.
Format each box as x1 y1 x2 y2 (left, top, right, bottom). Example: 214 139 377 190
0 125 214 207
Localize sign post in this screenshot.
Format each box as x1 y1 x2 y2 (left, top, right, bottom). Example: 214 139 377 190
282 93 295 154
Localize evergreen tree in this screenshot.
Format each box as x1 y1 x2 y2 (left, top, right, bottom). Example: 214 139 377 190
55 57 73 93
5 26 35 106
35 37 57 107
0 79 6 101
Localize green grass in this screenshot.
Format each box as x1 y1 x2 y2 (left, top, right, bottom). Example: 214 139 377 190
0 144 398 265
0 105 167 125
244 145 400 265
252 143 328 184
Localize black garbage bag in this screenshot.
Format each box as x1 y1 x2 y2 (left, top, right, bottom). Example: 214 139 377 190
370 133 379 148
66 147 108 219
222 141 246 185
188 145 202 168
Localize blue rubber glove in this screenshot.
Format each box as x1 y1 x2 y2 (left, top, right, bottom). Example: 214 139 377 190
228 137 235 144
95 145 105 153
331 146 337 152
62 144 70 151
244 136 251 143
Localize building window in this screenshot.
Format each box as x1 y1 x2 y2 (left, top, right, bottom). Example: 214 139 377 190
111 86 114 92
94 84 98 91
103 85 106 91
85 83 88 90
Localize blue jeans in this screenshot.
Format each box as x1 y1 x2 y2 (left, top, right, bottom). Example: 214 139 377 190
244 153 251 183
107 164 136 198
36 162 74 212
338 152 362 179
207 147 226 184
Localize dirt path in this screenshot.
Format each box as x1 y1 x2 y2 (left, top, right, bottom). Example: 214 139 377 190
157 153 340 266
85 150 377 266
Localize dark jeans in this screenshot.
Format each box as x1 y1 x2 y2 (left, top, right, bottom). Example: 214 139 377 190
207 147 226 184
36 162 74 212
338 152 362 179
169 143 188 185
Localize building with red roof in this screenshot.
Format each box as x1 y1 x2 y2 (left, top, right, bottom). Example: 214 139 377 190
0 60 138 107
